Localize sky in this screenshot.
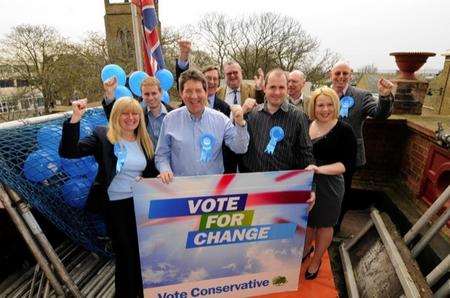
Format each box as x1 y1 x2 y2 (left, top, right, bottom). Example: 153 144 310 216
1 0 449 71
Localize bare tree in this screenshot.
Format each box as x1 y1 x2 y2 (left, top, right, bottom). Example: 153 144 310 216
192 12 337 83
196 13 233 73
302 49 340 87
353 63 379 82
160 26 215 74
0 24 66 113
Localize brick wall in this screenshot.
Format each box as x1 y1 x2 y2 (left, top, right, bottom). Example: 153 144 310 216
354 119 435 198
354 119 408 187
399 130 434 196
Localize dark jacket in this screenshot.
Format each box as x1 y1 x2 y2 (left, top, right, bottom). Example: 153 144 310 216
341 85 393 167
212 94 231 116
59 120 158 213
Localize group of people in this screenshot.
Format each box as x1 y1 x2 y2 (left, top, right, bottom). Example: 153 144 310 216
59 39 394 297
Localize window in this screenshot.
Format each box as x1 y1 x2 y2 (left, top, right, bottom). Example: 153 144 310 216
0 80 14 88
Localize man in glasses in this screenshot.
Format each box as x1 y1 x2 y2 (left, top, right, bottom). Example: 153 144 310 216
218 60 265 106
330 61 395 234
102 76 173 146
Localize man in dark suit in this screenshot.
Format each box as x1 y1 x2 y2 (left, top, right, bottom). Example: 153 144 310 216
202 65 231 115
330 61 395 233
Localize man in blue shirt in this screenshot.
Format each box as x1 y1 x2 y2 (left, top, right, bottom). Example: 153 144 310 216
156 68 249 183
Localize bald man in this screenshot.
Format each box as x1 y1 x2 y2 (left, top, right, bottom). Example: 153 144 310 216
287 70 309 114
330 61 394 233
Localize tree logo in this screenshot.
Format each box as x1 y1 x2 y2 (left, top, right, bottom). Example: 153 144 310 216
272 276 287 286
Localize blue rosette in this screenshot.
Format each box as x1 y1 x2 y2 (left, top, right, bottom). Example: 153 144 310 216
339 96 355 118
265 126 285 155
199 133 216 163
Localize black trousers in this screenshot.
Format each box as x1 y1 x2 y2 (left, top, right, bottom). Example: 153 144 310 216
106 198 143 298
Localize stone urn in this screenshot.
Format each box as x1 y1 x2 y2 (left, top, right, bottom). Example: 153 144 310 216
389 52 436 80
389 52 436 115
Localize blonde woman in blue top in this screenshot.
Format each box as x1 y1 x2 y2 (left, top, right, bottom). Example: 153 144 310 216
60 97 158 297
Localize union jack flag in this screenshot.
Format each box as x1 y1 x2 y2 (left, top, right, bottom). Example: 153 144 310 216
131 0 165 75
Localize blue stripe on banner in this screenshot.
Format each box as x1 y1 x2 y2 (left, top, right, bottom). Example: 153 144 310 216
185 223 297 248
148 194 248 218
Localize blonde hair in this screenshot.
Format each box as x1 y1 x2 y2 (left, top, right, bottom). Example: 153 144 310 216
141 76 161 92
308 86 340 121
107 97 154 158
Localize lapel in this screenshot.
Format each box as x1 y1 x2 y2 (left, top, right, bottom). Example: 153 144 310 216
240 83 249 105
217 87 226 101
213 95 219 110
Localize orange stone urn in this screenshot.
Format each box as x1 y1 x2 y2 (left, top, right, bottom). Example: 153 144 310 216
390 52 436 80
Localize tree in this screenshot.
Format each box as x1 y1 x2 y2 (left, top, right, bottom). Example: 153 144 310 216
193 13 338 84
50 32 109 105
0 24 66 113
196 13 232 74
160 26 215 78
353 63 379 83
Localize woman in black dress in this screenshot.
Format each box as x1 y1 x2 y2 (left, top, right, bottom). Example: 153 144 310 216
303 86 356 279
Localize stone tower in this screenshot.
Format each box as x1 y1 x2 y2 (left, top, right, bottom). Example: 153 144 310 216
104 0 135 70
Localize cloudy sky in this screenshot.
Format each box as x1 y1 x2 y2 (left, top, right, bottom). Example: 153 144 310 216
1 0 448 70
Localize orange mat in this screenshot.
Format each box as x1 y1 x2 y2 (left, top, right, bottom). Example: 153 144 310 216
256 251 338 298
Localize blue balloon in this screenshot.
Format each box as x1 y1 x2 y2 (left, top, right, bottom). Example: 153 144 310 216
23 149 61 182
129 71 149 96
37 125 62 152
155 69 174 91
62 177 90 208
101 64 126 86
61 156 97 177
161 90 170 104
114 85 132 100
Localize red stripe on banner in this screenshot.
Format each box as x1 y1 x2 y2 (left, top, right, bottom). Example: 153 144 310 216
214 174 236 195
246 191 310 206
273 217 306 235
275 169 304 182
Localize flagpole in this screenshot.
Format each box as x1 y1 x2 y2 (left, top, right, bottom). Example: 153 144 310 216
131 2 144 71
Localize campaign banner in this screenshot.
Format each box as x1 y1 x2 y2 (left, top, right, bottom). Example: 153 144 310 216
133 169 313 297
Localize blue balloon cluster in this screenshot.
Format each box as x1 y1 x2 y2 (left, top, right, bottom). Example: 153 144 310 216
23 149 61 182
23 112 105 209
102 63 175 104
